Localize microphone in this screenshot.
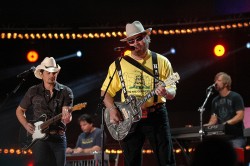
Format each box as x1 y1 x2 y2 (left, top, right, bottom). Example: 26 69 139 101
114 46 135 52
17 66 36 78
207 83 216 90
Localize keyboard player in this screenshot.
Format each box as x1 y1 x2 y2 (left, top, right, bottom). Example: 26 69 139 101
66 114 104 154
203 72 246 148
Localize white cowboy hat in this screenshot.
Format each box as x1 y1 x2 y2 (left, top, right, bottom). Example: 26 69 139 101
120 21 152 42
34 57 61 79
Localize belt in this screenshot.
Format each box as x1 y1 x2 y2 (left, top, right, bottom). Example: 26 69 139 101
142 103 165 118
49 130 65 135
146 103 165 112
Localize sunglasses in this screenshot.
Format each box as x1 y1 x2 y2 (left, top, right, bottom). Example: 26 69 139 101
127 35 145 44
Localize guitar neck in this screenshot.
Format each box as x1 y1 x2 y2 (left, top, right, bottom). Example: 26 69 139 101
38 103 87 130
136 79 167 107
136 90 156 107
40 113 63 130
40 108 74 130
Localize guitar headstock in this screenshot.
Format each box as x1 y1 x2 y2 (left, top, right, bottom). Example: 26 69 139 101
72 102 87 112
164 72 180 86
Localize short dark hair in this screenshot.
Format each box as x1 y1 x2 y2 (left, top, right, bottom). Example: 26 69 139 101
78 114 93 124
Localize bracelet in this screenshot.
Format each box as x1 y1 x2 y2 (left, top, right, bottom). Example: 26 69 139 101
109 105 117 111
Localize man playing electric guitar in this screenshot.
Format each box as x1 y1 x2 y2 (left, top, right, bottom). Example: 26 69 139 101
16 57 74 166
20 102 86 151
101 21 177 166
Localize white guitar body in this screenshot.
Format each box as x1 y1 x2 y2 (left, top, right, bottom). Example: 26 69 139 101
32 120 47 141
21 114 49 150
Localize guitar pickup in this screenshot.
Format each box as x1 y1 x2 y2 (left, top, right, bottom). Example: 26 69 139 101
121 108 129 120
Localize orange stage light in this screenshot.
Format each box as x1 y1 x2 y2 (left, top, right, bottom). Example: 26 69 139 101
214 44 226 57
26 50 39 63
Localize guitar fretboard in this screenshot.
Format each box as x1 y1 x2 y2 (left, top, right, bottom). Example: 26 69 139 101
38 102 87 130
136 91 156 107
40 113 63 130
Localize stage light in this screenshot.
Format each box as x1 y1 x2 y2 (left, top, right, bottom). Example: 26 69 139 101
146 149 153 154
27 162 34 166
76 51 82 57
4 148 8 154
9 148 15 154
213 44 225 57
246 42 250 49
111 149 117 153
170 48 176 54
117 150 123 154
162 47 176 56
27 50 39 63
55 50 83 62
16 149 21 155
175 148 182 154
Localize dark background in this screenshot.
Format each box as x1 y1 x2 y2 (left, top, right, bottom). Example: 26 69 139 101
0 0 250 155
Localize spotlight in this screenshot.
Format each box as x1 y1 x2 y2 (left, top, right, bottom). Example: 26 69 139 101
213 44 225 57
170 48 176 54
26 50 39 63
76 51 82 57
246 42 250 49
55 50 83 62
162 47 176 56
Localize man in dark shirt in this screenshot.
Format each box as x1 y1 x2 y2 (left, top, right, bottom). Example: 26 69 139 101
204 72 246 148
16 57 74 166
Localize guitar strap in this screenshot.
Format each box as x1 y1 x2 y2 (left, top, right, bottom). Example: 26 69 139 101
44 84 64 118
151 52 159 102
54 84 66 131
53 84 64 115
115 58 129 99
44 84 65 131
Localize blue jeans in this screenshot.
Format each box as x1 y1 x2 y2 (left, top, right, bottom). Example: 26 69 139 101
33 134 67 166
121 106 176 166
229 136 247 148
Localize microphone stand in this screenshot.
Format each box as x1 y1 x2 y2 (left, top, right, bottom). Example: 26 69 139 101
0 78 27 113
97 51 124 166
197 87 214 142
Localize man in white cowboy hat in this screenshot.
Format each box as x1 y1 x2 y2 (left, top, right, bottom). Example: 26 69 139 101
101 21 177 166
16 57 74 166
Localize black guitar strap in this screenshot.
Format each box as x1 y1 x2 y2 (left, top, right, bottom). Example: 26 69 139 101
45 84 65 131
54 84 67 131
115 58 128 99
44 84 63 118
151 52 159 102
53 84 64 115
